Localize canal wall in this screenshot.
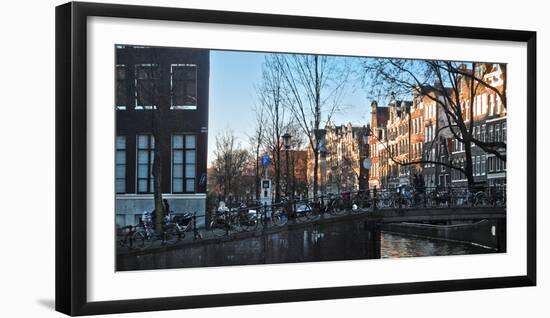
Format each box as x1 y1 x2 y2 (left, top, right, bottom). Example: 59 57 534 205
382 219 506 251
117 220 375 271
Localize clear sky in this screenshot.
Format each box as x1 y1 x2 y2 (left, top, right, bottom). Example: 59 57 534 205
208 50 372 165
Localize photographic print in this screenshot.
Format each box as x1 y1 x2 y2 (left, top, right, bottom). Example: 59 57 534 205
114 45 507 271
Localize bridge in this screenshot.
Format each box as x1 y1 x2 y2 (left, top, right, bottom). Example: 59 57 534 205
367 205 505 223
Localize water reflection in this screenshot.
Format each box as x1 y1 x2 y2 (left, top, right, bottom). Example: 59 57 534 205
381 232 493 258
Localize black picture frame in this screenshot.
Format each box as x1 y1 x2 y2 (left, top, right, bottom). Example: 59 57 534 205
55 1 537 316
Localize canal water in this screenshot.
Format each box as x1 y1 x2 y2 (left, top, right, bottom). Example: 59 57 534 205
117 220 497 271
380 232 493 258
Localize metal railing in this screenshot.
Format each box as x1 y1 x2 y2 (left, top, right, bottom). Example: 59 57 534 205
118 185 506 247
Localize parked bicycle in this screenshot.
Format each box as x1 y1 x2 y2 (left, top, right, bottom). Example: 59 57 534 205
209 201 260 237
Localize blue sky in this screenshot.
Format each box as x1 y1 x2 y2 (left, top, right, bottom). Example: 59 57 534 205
208 50 371 164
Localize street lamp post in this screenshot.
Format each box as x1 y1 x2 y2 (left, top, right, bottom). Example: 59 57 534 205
282 133 292 198
362 127 370 191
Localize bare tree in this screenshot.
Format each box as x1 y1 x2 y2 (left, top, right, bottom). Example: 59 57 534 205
257 54 292 201
362 59 506 188
133 48 168 233
276 54 351 196
247 103 267 201
210 130 252 201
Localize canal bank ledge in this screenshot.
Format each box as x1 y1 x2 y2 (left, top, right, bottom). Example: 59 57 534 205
117 212 373 257
382 219 505 251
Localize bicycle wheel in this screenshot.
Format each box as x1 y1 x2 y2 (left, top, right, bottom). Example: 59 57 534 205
377 193 391 209
271 208 288 226
209 220 227 237
352 194 370 213
162 226 182 245
329 197 347 216
229 216 244 233
131 230 149 249
241 214 259 232
474 192 489 206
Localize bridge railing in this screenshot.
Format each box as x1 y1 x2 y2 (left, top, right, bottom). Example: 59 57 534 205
210 185 506 222
351 185 506 210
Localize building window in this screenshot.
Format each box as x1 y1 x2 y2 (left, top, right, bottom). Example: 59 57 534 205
137 135 155 193
481 156 486 176
495 123 501 142
135 64 159 109
172 134 196 193
488 125 494 142
481 124 486 142
502 122 507 142
115 65 127 110
115 136 126 193
171 64 197 110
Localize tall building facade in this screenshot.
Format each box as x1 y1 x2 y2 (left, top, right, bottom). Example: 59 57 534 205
368 101 389 189
324 123 369 193
115 46 210 227
385 97 413 187
367 64 506 190
450 64 507 188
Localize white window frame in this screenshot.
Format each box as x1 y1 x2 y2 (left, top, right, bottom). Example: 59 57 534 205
115 136 126 193
136 134 155 194
171 134 197 193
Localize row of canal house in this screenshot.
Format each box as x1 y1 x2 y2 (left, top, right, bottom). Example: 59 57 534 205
368 64 507 190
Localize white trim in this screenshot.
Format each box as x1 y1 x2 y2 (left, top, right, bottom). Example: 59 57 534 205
487 172 506 179
486 116 507 123
451 179 467 183
170 105 197 110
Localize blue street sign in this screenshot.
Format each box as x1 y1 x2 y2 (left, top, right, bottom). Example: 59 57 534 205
261 154 270 167
199 173 206 186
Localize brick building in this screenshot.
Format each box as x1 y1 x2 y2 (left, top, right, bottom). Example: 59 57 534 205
367 63 506 190
450 64 507 188
114 45 210 227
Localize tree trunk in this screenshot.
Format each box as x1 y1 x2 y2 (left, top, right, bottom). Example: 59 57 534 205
275 147 281 201
312 149 319 197
254 150 260 200
152 144 164 234
463 137 475 189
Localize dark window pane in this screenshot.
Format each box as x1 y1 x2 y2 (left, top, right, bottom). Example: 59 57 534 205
116 66 127 107
135 65 158 107
172 65 197 106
